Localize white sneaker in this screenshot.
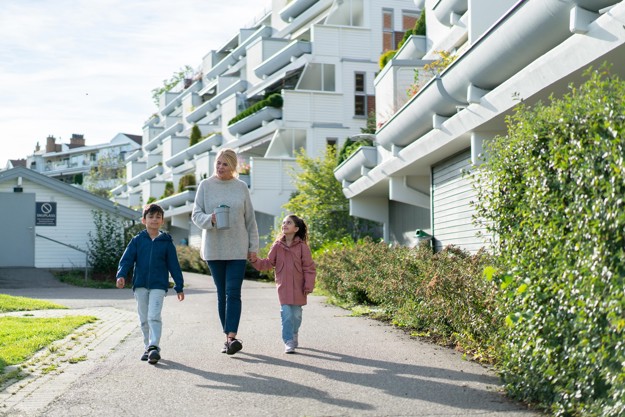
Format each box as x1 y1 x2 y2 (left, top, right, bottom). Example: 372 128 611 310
284 340 296 354
293 333 299 348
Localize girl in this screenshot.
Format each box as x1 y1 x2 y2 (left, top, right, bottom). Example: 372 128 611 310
250 215 316 354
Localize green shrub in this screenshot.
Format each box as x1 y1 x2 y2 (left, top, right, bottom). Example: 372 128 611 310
472 64 625 416
414 10 426 36
175 245 209 274
337 136 374 165
178 173 196 192
379 50 396 70
189 124 202 146
87 210 127 280
160 182 174 199
315 238 499 359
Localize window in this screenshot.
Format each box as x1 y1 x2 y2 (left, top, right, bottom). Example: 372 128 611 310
402 11 419 32
354 72 366 116
297 63 335 91
382 9 394 52
326 138 338 148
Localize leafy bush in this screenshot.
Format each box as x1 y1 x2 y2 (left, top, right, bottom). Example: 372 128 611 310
472 65 625 416
87 210 127 280
175 245 209 274
315 238 499 360
414 10 426 36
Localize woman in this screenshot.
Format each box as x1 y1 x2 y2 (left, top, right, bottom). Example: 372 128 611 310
192 148 259 355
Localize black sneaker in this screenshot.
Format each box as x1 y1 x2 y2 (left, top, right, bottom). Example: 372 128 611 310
221 342 228 354
226 338 242 355
140 350 149 361
147 345 160 364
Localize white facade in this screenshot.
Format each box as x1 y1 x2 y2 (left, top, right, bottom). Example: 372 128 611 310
334 0 625 252
0 167 139 268
111 0 419 243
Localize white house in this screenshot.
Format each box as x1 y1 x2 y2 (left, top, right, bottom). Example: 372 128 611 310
334 0 625 252
24 133 141 189
110 0 419 246
0 166 140 269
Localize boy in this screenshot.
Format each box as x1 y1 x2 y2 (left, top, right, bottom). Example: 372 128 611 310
116 203 184 364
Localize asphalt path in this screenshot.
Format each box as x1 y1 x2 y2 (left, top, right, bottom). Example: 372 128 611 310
0 268 543 417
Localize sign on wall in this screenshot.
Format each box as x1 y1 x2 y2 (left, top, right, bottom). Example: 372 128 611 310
36 202 57 226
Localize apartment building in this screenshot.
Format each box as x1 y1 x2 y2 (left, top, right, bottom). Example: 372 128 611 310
110 0 419 246
334 0 625 252
25 133 141 190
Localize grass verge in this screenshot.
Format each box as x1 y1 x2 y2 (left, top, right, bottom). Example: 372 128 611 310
0 294 67 313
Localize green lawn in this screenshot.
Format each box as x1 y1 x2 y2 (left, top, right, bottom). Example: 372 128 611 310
0 294 67 312
0 294 97 375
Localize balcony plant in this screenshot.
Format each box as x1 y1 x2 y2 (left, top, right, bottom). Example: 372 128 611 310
177 173 196 192
407 50 457 98
227 93 283 126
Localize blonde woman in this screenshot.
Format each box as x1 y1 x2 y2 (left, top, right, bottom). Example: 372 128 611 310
192 148 259 355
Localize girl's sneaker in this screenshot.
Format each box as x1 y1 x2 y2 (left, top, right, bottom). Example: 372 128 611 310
226 338 242 355
284 340 296 354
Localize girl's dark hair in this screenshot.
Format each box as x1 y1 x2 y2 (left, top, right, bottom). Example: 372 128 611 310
287 214 308 243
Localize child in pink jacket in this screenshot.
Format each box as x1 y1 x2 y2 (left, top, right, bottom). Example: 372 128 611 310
250 214 316 353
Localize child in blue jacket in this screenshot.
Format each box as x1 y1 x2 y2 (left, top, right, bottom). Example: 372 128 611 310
116 203 184 364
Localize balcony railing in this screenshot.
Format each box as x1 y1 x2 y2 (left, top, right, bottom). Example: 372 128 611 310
228 106 282 136
334 146 378 185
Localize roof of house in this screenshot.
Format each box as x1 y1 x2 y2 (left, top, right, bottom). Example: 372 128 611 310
0 166 140 221
9 159 27 167
123 133 142 145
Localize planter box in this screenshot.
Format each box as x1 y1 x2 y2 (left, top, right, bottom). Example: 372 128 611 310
228 107 282 136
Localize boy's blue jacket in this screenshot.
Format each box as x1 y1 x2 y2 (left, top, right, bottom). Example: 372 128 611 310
116 230 184 293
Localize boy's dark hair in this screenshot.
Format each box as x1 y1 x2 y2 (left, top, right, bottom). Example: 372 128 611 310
287 214 308 243
142 203 164 219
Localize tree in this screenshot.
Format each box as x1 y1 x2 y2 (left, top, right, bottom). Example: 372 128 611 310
83 154 125 198
150 65 193 107
284 145 379 250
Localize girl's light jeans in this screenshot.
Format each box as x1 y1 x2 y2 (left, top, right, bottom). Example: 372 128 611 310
134 288 166 350
281 304 303 343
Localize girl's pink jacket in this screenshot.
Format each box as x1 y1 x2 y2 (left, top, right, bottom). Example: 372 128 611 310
252 236 316 305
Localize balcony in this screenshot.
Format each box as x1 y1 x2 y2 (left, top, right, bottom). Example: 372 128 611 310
228 106 282 136
186 80 248 124
204 26 273 80
254 40 312 78
144 122 183 152
394 35 427 60
156 190 196 210
165 134 223 168
279 0 319 22
127 164 163 187
161 81 203 116
376 0 590 150
432 0 467 26
334 146 378 185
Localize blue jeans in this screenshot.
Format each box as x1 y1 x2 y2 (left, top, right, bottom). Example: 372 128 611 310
207 259 246 335
281 304 303 343
134 288 166 349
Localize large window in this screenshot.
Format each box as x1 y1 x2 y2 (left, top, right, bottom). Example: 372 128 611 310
354 72 366 117
298 63 335 91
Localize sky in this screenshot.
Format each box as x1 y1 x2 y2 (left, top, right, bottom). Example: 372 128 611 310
0 0 265 165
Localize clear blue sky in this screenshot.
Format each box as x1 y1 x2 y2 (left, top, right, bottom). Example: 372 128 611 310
0 0 265 164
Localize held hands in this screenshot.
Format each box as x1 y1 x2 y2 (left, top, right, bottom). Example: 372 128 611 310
248 252 258 263
116 277 125 289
